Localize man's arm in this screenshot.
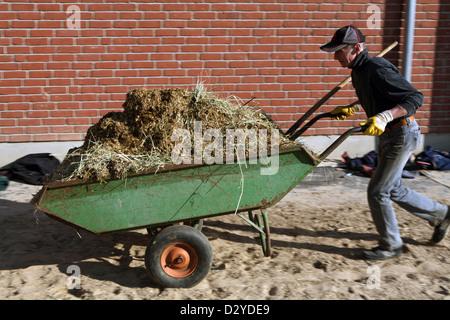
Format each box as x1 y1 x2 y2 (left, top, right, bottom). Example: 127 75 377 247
388 104 408 120
373 64 424 116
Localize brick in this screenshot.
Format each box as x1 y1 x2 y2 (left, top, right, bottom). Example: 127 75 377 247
95 62 119 69
105 86 129 93
271 114 292 122
9 135 33 142
28 71 52 79
170 78 194 85
18 12 41 20
37 20 63 28
6 102 29 111
32 134 57 142
2 127 24 134
0 12 15 20
53 70 77 78
26 126 49 134
11 20 35 28
0 119 16 127
188 20 211 28
58 133 84 141
278 76 300 83
109 46 133 53
7 47 30 54
74 125 91 133
50 126 73 133
3 71 25 79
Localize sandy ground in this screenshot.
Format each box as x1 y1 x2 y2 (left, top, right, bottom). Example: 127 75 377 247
0 164 449 301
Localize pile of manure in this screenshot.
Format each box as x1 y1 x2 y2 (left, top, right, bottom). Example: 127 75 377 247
46 84 297 183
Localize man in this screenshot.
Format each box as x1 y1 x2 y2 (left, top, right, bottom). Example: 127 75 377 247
320 25 449 260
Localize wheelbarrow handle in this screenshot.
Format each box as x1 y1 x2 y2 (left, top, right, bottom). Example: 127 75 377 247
288 112 333 141
288 101 360 141
318 125 369 162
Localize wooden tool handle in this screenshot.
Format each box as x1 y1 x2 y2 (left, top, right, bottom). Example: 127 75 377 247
285 41 399 136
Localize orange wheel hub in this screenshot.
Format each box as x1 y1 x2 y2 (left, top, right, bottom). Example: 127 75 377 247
160 243 198 278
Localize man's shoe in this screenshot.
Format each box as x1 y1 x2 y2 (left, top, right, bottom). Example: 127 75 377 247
363 246 403 260
431 207 450 244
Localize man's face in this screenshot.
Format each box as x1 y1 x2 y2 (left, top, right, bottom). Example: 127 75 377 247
334 44 358 68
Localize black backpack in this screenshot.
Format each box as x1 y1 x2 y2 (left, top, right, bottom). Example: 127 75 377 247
0 153 60 185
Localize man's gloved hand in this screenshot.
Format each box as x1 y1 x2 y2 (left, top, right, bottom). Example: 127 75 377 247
360 110 393 135
330 104 358 120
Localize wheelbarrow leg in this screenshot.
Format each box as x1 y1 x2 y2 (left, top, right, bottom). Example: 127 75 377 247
247 209 272 257
248 210 254 223
260 209 272 257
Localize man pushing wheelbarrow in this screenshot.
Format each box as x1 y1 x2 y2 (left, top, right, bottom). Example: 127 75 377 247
319 25 449 260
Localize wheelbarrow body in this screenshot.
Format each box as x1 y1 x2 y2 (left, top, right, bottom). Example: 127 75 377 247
33 145 318 235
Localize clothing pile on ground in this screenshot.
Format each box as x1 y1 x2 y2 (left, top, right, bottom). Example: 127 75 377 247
414 145 450 171
341 145 450 179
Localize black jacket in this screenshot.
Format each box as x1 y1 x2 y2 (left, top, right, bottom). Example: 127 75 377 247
350 49 423 120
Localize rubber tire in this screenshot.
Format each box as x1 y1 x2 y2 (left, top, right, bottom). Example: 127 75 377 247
145 225 212 288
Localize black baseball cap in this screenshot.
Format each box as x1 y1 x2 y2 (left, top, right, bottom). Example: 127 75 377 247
320 25 365 52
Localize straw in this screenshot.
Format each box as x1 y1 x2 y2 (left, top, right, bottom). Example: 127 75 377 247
46 84 297 183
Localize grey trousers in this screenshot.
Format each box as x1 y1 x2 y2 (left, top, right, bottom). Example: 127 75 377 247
367 120 448 250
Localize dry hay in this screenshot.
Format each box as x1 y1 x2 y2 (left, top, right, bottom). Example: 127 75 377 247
46 85 297 183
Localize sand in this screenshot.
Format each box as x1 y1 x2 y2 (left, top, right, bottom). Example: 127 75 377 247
0 165 449 300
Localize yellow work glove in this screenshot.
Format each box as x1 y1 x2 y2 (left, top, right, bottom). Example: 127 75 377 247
360 110 393 136
330 105 358 120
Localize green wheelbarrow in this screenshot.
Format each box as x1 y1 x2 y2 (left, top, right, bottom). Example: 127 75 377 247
32 111 364 288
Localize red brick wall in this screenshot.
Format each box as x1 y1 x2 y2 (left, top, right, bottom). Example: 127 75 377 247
1 0 449 143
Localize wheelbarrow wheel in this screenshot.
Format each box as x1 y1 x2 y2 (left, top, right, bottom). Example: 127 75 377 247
145 225 212 288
